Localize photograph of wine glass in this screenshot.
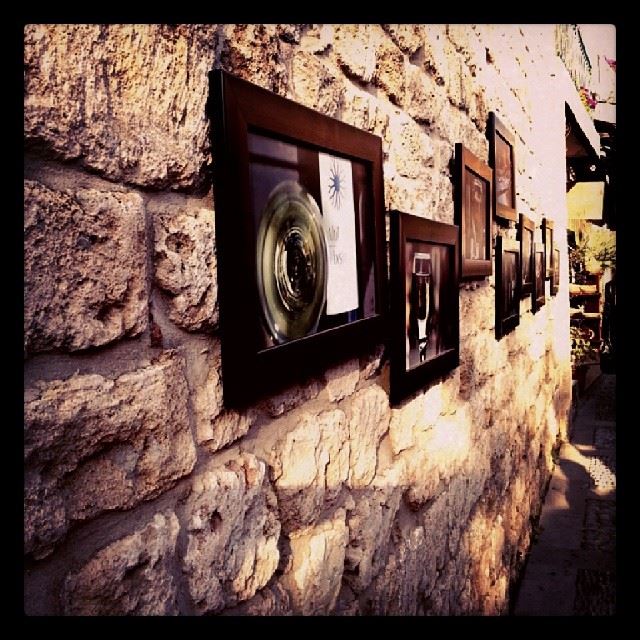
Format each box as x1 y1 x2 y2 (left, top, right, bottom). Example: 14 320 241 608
404 243 454 370
390 211 459 405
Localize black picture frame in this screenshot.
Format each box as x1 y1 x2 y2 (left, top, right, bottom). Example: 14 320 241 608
488 112 517 224
532 244 546 312
454 143 493 279
518 214 535 298
542 217 554 280
209 70 387 407
551 247 560 296
390 211 459 405
495 235 521 339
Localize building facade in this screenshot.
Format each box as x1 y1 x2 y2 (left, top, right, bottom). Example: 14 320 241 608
24 24 590 615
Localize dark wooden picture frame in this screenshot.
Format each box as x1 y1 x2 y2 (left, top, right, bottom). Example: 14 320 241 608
518 214 535 298
551 247 560 296
209 70 387 407
542 218 554 280
532 243 546 312
454 143 493 279
390 211 459 405
488 112 517 223
495 235 521 339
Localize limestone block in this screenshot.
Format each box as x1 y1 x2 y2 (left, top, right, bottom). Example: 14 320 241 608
291 51 345 118
389 396 420 455
347 386 390 488
190 342 255 452
421 24 454 86
344 485 402 592
299 24 334 54
374 32 406 106
400 433 441 510
333 24 405 106
280 509 348 615
276 24 304 44
381 24 424 55
24 351 195 558
323 358 359 402
199 409 255 453
404 65 448 126
333 24 378 84
340 87 391 143
24 180 147 355
153 202 218 332
183 454 280 614
193 348 223 442
446 24 473 62
389 115 434 179
221 583 292 616
270 409 349 532
24 25 216 190
261 378 321 418
365 524 427 615
218 24 288 94
63 512 179 615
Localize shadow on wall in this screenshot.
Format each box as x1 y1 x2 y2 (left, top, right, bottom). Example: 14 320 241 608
24 347 569 616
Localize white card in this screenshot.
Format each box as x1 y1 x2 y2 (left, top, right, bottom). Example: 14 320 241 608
318 152 359 315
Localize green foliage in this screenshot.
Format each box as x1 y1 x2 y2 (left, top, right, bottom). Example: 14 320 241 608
570 324 599 368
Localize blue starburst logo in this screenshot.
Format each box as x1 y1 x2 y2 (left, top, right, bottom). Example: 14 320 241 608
328 159 344 210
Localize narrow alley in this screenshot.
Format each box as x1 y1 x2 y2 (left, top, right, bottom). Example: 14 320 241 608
514 374 616 615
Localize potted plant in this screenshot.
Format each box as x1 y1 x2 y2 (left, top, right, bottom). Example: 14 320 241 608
570 324 599 391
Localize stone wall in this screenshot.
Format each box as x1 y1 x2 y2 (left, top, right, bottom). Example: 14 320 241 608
24 24 573 615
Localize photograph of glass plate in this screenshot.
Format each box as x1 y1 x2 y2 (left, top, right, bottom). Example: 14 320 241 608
256 181 327 343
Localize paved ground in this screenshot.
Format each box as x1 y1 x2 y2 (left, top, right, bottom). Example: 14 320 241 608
512 373 616 616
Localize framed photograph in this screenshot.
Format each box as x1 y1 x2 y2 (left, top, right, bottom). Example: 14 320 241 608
542 218 554 280
551 247 560 296
209 70 386 406
518 214 535 298
495 235 521 339
454 143 493 279
532 244 546 312
488 112 517 223
390 211 459 405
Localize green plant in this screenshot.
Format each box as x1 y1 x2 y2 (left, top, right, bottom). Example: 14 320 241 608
570 324 599 368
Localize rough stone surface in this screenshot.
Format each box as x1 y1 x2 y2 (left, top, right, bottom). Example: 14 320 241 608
261 378 321 418
334 24 406 106
221 583 292 616
344 485 402 593
24 24 573 617
347 386 391 488
152 200 218 332
382 24 424 56
291 51 345 118
63 512 179 615
280 508 349 615
269 409 349 532
323 358 360 402
182 454 280 614
24 351 195 558
217 24 289 94
24 24 216 190
24 180 147 355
